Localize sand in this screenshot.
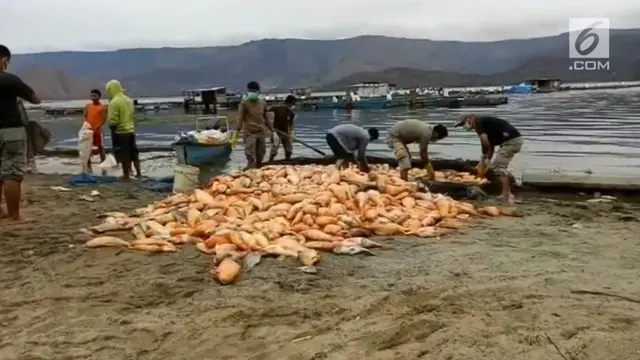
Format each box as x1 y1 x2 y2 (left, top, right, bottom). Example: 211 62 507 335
1 174 640 360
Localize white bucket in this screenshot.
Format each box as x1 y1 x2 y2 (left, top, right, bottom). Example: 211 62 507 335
173 164 200 193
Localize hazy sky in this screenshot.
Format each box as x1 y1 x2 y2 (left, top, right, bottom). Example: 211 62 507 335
4 0 640 53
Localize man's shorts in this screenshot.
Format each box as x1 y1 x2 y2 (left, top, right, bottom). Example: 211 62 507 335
92 129 104 147
0 127 27 182
492 137 523 175
386 135 412 170
113 132 139 163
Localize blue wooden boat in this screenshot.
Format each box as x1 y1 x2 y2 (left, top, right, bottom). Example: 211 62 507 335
509 83 535 94
342 97 389 109
337 82 398 109
171 116 233 166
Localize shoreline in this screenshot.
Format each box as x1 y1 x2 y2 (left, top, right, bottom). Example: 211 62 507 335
1 173 639 359
29 153 640 197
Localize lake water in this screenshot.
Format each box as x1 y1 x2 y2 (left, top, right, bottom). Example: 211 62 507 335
33 88 640 179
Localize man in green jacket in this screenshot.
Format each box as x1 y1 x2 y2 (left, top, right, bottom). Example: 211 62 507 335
106 80 141 180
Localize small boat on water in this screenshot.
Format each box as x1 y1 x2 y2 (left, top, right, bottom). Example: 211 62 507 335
509 83 535 94
171 116 232 166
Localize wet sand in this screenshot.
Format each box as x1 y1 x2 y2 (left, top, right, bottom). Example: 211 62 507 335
2 175 640 360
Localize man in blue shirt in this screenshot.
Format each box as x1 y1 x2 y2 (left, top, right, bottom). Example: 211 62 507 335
326 124 379 172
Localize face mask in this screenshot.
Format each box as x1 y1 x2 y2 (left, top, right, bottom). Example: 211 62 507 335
246 92 259 101
290 105 296 111
462 123 473 131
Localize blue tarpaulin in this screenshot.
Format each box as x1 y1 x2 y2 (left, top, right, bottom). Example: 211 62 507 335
68 173 119 186
139 176 174 192
68 173 174 193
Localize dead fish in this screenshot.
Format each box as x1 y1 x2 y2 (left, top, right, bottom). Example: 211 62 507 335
89 222 125 233
172 210 188 224
332 244 376 256
196 242 215 254
342 237 385 249
143 220 170 237
85 236 130 248
131 238 174 247
84 164 515 284
297 266 318 274
131 206 152 217
298 248 321 266
132 225 147 240
243 252 262 272
214 250 247 264
98 211 128 219
498 207 523 217
346 228 373 238
131 243 178 253
170 234 201 245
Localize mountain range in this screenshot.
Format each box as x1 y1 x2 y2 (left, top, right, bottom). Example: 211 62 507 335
11 29 640 100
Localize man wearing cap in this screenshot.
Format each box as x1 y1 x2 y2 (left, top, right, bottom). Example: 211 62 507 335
455 114 523 205
386 119 449 181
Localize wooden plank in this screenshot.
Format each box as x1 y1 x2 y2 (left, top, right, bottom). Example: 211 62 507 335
521 172 640 191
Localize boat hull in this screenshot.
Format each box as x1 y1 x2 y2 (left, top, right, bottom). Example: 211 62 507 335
298 95 509 110
172 142 232 166
318 97 391 109
509 85 535 94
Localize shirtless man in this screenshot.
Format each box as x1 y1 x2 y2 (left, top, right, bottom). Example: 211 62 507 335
455 114 523 205
386 119 448 181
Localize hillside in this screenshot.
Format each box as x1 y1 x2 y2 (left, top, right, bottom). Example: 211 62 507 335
322 58 640 90
17 68 103 101
10 29 640 99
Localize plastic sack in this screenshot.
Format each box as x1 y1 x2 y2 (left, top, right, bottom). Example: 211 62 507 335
98 154 118 169
196 129 230 145
78 122 94 173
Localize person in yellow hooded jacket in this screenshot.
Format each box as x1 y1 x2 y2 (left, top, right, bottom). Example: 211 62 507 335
106 80 141 180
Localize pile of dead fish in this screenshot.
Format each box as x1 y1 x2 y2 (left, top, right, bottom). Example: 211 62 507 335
408 168 488 185
84 164 517 285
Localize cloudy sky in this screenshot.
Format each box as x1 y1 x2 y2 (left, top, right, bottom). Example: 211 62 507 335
4 0 640 53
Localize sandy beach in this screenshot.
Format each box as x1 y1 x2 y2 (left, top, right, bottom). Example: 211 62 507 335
1 174 640 360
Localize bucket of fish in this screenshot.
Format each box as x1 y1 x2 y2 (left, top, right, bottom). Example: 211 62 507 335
83 163 523 285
